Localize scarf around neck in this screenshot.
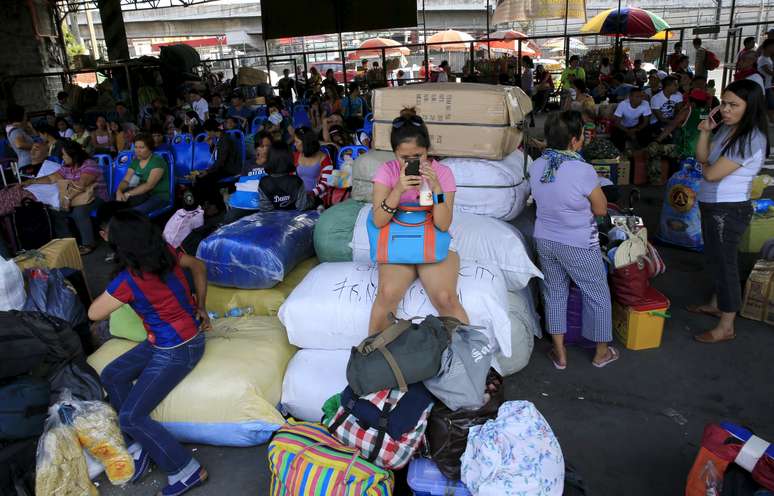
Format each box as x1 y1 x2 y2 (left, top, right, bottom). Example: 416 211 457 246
539 149 583 183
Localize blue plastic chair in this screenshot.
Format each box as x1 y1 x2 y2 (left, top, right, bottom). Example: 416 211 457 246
147 152 176 219
250 115 268 135
192 133 212 173
337 145 369 167
363 113 374 135
111 151 134 198
292 105 311 128
171 134 194 183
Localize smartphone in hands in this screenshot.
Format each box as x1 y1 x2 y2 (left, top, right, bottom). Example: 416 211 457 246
405 157 421 176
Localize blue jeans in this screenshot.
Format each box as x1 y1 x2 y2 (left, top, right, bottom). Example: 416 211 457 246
128 193 166 215
100 333 205 475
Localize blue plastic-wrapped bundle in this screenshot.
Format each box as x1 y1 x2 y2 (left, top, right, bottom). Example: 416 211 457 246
197 210 319 289
657 158 704 252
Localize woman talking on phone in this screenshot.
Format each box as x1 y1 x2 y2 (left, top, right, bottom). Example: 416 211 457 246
689 79 768 343
368 108 468 334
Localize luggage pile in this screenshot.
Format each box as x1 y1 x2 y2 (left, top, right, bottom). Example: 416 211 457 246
270 82 558 495
741 164 774 254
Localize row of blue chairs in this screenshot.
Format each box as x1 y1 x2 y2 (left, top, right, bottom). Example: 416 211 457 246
93 150 175 219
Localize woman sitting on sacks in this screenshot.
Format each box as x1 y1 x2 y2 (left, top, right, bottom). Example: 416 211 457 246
529 110 618 370
88 210 210 496
368 108 469 334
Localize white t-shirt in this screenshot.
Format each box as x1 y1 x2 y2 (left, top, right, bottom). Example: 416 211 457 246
614 99 652 128
649 91 683 124
192 97 209 121
758 55 773 88
699 125 767 203
59 128 74 139
747 73 766 94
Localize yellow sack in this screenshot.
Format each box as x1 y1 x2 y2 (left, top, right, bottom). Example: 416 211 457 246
206 258 318 316
36 422 99 496
72 401 134 485
88 317 297 447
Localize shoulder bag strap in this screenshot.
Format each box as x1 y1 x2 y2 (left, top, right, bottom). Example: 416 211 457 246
366 401 394 463
357 315 418 354
378 347 408 392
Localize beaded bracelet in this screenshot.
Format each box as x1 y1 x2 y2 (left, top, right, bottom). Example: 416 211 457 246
380 199 398 214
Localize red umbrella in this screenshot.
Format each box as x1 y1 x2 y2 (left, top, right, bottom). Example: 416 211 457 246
348 37 410 60
475 40 538 57
487 29 541 53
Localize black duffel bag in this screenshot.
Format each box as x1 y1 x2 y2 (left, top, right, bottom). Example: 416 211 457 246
425 369 504 481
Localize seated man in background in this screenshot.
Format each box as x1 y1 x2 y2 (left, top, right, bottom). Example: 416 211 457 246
611 87 652 153
190 119 241 216
227 94 254 131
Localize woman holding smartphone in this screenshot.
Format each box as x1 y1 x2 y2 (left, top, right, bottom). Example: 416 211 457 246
689 79 768 343
368 108 468 334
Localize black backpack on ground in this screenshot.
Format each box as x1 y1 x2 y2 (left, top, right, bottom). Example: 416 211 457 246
0 311 83 380
0 438 37 496
0 376 49 441
11 199 52 252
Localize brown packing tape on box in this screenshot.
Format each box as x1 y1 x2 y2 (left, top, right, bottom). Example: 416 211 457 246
372 82 532 160
740 259 774 322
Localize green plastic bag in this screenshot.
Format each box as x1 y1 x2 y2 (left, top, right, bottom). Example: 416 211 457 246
109 305 147 342
313 199 365 262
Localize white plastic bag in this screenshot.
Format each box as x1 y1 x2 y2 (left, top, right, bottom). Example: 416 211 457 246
280 349 350 422
442 150 532 221
278 261 512 356
162 207 204 248
0 257 25 311
493 288 539 377
352 205 543 291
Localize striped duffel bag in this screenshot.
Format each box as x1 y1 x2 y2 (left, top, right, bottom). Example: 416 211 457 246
268 421 394 496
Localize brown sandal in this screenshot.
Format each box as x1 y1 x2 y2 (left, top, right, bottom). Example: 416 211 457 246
694 331 736 344
686 305 722 318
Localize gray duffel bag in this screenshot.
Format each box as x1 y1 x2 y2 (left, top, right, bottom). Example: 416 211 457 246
346 315 447 397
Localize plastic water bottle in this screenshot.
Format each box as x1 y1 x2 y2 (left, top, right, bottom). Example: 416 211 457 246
419 178 433 207
225 306 254 318
207 306 254 320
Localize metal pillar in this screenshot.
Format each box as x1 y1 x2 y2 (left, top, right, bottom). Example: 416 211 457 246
422 0 429 81
486 0 491 59
614 0 623 71
722 0 738 89
96 0 129 61
563 0 571 64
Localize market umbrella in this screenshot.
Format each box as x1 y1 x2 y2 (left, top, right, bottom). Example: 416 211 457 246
347 37 410 60
580 7 670 37
542 37 589 52
426 29 475 52
650 30 675 40
487 29 542 52
475 40 538 57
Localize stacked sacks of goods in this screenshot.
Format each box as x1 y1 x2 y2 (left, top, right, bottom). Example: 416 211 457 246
196 209 320 317
285 82 542 422
88 317 296 447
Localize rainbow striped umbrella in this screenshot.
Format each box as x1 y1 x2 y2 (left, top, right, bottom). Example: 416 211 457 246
580 7 670 37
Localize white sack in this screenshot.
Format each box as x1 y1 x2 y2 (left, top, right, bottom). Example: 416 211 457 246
442 150 532 221
493 289 540 377
351 150 395 202
279 261 512 356
281 349 350 422
351 205 542 292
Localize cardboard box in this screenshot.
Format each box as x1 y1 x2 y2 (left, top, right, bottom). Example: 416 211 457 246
372 83 532 160
15 238 89 294
591 158 620 184
741 259 774 322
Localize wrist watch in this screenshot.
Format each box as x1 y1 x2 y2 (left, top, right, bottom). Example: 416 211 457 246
433 193 445 204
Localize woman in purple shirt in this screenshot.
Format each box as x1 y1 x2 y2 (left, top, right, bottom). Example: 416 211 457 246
528 111 618 370
24 140 108 255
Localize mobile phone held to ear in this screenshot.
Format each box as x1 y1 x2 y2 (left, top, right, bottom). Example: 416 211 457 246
405 158 421 176
711 111 723 126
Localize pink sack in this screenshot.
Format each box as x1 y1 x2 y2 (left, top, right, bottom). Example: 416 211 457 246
163 208 204 248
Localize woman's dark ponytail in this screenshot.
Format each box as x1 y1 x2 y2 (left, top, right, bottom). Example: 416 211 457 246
389 107 431 151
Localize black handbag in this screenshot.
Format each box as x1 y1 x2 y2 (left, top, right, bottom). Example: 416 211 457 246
425 369 504 481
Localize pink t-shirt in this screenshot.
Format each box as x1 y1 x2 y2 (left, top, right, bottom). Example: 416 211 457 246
372 159 456 204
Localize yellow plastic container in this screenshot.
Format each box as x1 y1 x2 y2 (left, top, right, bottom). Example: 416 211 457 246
613 289 670 350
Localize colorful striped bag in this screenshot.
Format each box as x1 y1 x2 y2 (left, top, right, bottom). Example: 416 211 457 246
268 421 394 496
